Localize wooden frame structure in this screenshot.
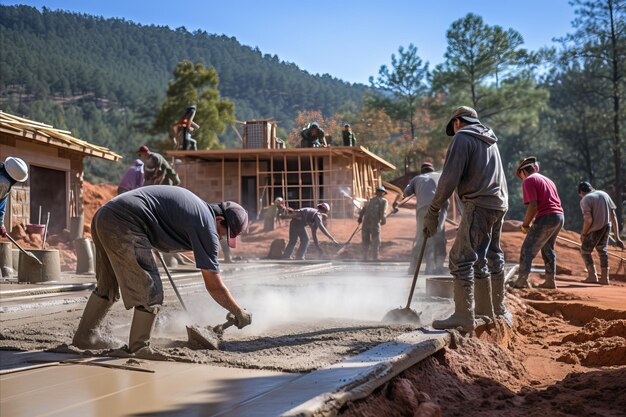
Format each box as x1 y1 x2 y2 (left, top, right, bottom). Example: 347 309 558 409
168 146 396 219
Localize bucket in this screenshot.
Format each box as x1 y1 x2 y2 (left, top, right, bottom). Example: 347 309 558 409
75 237 95 274
426 276 454 298
18 249 61 283
26 224 46 235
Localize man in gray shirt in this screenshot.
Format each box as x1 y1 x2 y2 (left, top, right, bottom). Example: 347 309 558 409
404 162 448 275
424 106 510 331
73 185 251 353
578 181 624 285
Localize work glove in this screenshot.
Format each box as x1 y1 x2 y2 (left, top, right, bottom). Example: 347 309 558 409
357 218 362 224
0 225 6 237
521 224 529 234
227 308 252 329
423 206 440 238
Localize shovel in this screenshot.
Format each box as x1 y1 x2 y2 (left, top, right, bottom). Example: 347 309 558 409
5 233 42 265
382 235 427 325
336 224 361 255
155 251 233 350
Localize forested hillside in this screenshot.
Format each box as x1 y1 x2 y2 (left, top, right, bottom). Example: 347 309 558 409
0 5 367 181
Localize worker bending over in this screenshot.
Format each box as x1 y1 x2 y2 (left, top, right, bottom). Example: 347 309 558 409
0 157 29 237
137 145 180 186
72 185 251 353
282 203 340 260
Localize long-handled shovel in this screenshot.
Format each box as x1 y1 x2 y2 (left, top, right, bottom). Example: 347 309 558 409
5 233 42 265
382 235 428 325
155 251 232 350
336 224 361 255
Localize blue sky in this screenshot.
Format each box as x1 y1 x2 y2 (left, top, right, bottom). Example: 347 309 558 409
5 1 577 84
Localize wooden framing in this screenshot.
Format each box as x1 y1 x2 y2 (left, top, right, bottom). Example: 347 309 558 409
168 146 396 219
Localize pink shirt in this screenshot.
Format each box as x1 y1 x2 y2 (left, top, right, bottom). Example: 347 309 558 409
522 173 563 218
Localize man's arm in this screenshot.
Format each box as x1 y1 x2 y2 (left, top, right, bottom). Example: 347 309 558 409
200 269 243 313
610 209 624 248
430 136 469 211
380 199 388 225
0 194 7 235
581 211 593 236
522 201 538 231
314 217 339 244
404 178 415 198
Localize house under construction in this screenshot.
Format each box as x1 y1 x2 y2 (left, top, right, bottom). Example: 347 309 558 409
167 120 396 218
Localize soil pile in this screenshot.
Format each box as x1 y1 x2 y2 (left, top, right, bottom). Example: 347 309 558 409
556 319 626 366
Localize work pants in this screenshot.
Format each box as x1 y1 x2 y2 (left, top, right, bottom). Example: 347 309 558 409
182 128 197 151
410 206 446 274
91 206 163 310
581 224 610 269
449 203 506 285
283 218 310 260
361 223 381 260
519 213 564 276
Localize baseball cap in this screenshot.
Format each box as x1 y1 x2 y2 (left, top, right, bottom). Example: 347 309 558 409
375 185 387 194
221 201 248 248
137 145 150 153
446 106 480 136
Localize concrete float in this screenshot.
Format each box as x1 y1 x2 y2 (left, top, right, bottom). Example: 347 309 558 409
18 249 61 283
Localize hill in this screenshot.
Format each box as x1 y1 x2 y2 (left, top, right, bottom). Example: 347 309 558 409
0 5 368 181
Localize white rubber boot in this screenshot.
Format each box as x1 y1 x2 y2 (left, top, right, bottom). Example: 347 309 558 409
491 274 513 326
128 307 157 353
432 280 475 333
72 293 114 349
511 272 532 288
583 262 598 283
537 274 557 289
474 278 495 321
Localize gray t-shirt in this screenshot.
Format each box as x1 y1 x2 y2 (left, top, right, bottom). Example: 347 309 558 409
108 185 220 272
580 190 616 233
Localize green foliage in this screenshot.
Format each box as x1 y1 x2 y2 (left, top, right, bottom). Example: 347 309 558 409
0 5 366 181
153 61 235 149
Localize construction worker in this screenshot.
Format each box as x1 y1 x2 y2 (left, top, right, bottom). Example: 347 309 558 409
72 185 250 353
0 157 29 237
137 145 180 186
282 203 340 260
404 162 448 275
424 106 510 331
578 181 624 285
510 157 564 289
300 122 327 148
171 105 199 151
342 124 356 146
358 185 388 260
117 159 145 195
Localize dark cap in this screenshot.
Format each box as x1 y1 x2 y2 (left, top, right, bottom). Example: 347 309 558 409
137 145 150 154
516 156 538 178
446 106 480 136
420 161 435 173
578 181 593 194
222 201 248 248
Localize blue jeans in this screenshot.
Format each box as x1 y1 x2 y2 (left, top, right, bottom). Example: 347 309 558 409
283 218 310 259
519 213 564 276
449 203 506 283
581 224 610 269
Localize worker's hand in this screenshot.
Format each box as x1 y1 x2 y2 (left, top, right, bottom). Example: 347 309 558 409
332 239 341 247
616 239 625 250
357 218 362 224
521 224 529 234
0 225 6 237
423 206 439 238
227 308 252 329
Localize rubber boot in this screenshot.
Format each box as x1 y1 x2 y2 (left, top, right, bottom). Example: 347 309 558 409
72 293 113 349
537 274 557 289
128 307 157 353
582 262 598 283
474 278 495 321
491 274 513 326
432 279 475 333
599 268 610 285
510 272 532 289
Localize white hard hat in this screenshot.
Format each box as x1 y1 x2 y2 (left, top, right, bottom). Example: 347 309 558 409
275 197 284 203
317 202 330 212
4 157 28 182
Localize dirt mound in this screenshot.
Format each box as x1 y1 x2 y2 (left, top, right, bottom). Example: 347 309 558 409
82 182 117 235
555 319 626 366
